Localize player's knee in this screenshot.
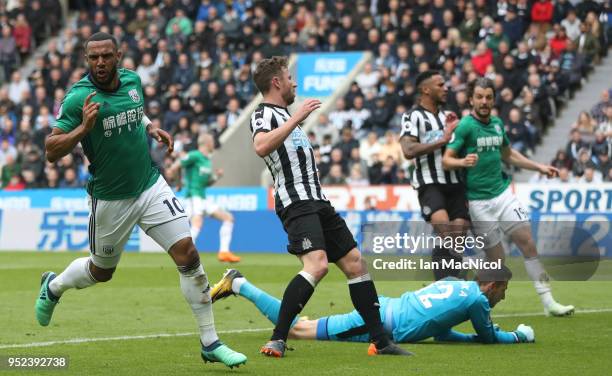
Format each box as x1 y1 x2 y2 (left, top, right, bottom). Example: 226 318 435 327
311 262 328 281
339 249 367 279
90 264 115 282
169 237 200 266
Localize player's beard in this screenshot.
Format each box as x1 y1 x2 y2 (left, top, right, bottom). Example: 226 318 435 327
283 88 296 106
93 64 117 86
475 105 491 120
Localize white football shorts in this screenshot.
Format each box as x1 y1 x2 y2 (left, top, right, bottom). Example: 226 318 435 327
88 176 190 268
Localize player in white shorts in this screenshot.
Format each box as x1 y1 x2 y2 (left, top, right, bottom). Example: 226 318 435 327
34 33 246 369
443 77 574 317
170 134 240 263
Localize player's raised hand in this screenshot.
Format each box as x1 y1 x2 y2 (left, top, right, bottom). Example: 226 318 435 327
82 91 99 131
215 168 224 178
463 153 479 167
442 113 458 143
538 164 559 179
294 99 322 123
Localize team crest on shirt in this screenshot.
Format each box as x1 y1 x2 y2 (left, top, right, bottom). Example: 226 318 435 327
494 125 502 134
302 237 313 250
128 89 140 103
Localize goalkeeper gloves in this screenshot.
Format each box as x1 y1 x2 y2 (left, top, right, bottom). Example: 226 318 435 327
514 324 535 343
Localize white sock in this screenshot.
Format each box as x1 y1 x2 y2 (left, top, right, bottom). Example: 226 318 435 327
219 221 233 252
49 257 97 297
178 262 219 346
232 277 246 294
524 257 555 306
190 225 201 241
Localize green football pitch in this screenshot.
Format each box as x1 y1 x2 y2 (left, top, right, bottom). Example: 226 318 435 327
1 252 612 375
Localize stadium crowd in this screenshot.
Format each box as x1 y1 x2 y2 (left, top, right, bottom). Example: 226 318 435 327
0 0 610 190
534 86 612 183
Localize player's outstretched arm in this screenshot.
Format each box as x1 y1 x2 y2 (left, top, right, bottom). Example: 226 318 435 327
468 298 530 344
502 147 559 177
434 329 477 343
253 99 321 157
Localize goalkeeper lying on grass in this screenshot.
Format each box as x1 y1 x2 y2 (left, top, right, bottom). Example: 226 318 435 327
211 265 534 354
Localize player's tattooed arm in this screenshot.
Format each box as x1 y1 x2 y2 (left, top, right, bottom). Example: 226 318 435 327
400 135 451 159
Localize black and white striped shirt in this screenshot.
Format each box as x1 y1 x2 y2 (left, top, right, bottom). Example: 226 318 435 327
399 106 460 188
250 103 326 211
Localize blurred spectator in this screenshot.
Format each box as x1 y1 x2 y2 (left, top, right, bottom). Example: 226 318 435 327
312 113 336 145
359 132 382 167
506 107 532 155
1 153 20 188
578 167 603 183
572 148 596 178
12 14 32 61
355 63 380 96
346 164 368 186
591 90 611 124
531 0 554 26
59 168 82 188
551 149 573 170
566 129 587 161
322 164 346 185
572 110 597 143
378 131 403 164
328 98 351 131
561 9 581 40
0 26 17 83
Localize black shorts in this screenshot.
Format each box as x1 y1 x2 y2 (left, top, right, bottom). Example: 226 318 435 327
417 183 469 222
277 200 357 263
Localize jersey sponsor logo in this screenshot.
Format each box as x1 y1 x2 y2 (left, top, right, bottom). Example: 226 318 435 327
101 106 144 137
476 136 503 152
423 129 444 143
291 128 311 149
128 89 140 103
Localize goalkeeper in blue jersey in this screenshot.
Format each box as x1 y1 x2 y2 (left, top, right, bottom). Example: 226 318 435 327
210 265 534 354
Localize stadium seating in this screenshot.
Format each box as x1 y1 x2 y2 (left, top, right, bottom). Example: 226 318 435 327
0 0 609 190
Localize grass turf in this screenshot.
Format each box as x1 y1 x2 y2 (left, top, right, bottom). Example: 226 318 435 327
1 251 611 375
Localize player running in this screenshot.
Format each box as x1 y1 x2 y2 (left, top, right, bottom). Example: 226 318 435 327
249 56 409 357
399 70 470 280
34 32 246 369
442 77 574 317
210 266 535 349
169 133 241 263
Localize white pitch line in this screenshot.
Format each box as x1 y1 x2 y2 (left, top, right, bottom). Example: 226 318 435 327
3 308 612 350
492 307 612 318
0 327 271 350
